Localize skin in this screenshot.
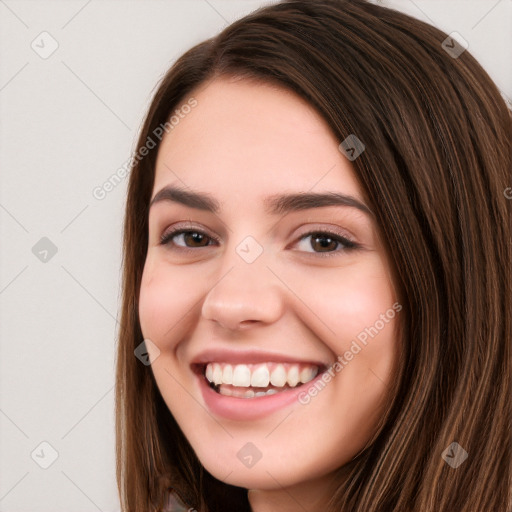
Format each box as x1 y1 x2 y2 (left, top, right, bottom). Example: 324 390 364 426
138 75 399 512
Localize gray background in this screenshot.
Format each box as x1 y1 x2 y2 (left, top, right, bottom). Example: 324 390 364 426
1 1 510 511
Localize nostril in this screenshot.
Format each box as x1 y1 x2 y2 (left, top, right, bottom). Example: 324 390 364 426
239 320 259 328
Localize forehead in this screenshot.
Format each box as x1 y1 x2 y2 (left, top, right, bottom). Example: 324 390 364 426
153 76 362 201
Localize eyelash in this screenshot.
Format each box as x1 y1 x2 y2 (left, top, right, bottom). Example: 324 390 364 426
159 226 360 257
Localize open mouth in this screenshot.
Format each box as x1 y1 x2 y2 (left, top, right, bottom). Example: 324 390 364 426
197 362 325 399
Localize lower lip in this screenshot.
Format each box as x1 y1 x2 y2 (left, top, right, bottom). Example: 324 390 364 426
197 371 323 421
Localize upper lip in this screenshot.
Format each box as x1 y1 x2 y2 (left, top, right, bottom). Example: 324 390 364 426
190 349 331 368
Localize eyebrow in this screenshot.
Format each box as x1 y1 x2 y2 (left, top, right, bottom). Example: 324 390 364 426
149 185 373 216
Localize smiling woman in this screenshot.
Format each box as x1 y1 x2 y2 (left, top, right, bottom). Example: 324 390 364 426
114 1 512 511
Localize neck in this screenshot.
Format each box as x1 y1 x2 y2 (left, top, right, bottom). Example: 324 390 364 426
247 471 340 512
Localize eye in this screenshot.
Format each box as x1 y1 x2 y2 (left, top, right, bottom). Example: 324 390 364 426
159 228 218 249
159 226 360 256
293 230 359 256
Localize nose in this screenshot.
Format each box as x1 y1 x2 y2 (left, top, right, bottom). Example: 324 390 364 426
200 251 285 331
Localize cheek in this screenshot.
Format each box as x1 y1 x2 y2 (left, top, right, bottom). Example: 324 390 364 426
331 273 397 368
287 258 397 344
283 258 399 405
138 257 201 346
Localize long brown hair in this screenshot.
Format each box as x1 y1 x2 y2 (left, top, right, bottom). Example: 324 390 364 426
115 1 512 510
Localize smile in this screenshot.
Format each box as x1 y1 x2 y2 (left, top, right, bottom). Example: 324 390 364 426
204 362 321 399
191 351 330 420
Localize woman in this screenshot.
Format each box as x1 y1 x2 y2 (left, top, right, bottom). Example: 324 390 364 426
115 1 512 511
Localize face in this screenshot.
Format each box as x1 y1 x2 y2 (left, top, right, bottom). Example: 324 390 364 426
138 76 400 498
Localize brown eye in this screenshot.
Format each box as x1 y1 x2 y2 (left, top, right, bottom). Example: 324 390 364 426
309 233 340 252
294 230 359 256
181 232 210 247
160 229 216 249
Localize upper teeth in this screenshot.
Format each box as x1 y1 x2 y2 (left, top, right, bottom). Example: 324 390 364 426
205 362 319 388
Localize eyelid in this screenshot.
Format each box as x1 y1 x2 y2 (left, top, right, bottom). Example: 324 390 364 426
287 223 358 247
288 230 360 259
159 221 362 258
159 222 219 246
